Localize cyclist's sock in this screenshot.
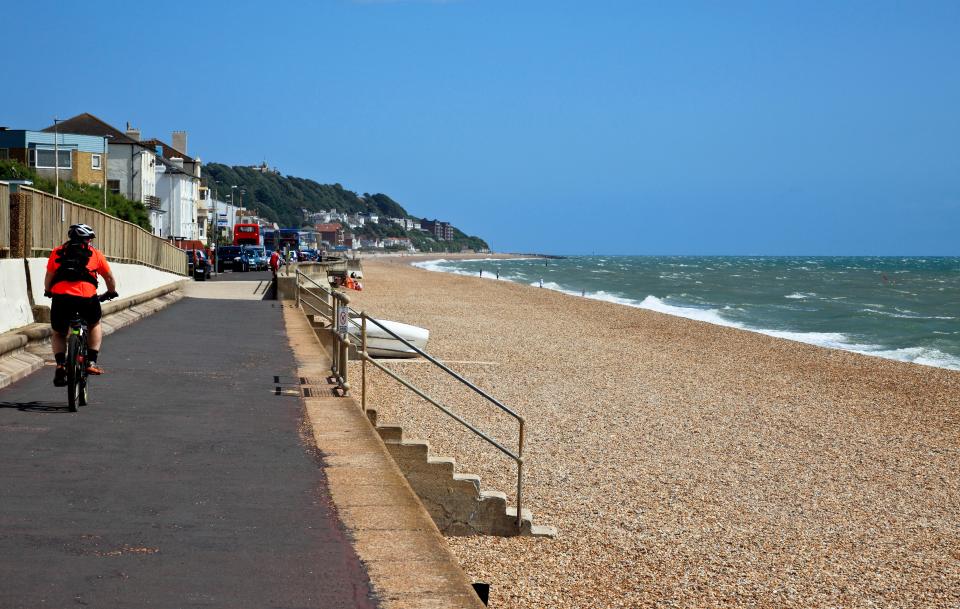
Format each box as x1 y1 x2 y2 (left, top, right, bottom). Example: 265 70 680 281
87 348 99 363
55 352 66 366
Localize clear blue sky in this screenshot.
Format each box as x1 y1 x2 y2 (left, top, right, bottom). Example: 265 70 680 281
4 1 958 255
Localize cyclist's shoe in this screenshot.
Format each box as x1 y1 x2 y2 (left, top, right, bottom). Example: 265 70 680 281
85 363 105 375
53 365 67 386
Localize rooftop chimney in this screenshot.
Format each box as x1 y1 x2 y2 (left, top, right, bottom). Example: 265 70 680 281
125 121 141 141
172 130 188 155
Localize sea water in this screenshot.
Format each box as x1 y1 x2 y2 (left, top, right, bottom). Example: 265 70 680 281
414 256 960 371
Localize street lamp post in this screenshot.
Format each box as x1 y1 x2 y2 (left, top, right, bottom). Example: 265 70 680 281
102 134 113 211
53 117 61 197
226 192 233 238
231 184 239 225
212 179 221 247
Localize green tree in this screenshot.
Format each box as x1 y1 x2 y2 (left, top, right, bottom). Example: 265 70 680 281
0 159 151 229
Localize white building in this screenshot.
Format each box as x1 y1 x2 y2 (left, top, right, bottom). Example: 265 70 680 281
207 197 242 240
389 217 420 231
346 213 365 228
155 157 200 239
383 237 414 251
40 114 161 220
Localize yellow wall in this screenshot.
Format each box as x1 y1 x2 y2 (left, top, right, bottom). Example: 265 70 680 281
74 151 106 186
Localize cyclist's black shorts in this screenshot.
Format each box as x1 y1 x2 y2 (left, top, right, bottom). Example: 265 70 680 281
50 294 102 334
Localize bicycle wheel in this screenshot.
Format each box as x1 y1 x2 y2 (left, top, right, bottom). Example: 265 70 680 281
78 364 88 406
66 333 81 412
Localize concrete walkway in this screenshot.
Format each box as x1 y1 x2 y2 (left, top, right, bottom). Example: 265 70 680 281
283 304 486 609
0 286 378 607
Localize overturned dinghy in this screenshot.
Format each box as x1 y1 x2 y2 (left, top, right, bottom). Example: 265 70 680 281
349 318 429 358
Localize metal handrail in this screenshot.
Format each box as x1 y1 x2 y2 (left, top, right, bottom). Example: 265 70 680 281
297 270 334 297
358 311 526 528
361 355 520 461
294 269 527 529
363 315 524 422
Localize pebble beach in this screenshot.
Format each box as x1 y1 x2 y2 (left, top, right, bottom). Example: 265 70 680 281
347 256 960 609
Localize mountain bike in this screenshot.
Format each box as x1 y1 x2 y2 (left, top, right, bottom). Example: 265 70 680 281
65 291 117 412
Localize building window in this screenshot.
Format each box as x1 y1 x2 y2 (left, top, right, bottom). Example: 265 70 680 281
0 148 9 160
29 148 72 169
107 179 121 194
92 154 102 170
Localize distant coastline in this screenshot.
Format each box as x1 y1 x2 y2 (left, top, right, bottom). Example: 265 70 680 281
359 251 547 263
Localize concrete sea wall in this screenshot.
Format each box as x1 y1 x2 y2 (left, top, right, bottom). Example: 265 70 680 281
0 259 33 333
0 258 183 334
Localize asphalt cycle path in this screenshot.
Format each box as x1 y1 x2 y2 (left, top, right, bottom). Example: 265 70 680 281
0 286 378 608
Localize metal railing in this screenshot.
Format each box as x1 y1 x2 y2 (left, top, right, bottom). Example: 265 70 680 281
295 269 528 529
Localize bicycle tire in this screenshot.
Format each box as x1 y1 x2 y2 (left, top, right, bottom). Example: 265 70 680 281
78 368 88 406
66 332 80 412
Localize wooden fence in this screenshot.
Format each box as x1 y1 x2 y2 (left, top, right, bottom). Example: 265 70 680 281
8 185 186 275
0 183 8 256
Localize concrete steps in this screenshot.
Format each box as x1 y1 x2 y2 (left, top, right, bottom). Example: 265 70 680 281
366 408 556 538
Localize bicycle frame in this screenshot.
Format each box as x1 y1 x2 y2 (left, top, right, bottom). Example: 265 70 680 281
65 317 89 412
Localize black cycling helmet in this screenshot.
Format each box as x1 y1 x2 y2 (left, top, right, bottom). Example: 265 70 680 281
68 223 96 241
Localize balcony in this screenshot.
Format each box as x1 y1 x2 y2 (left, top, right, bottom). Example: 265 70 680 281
144 195 162 211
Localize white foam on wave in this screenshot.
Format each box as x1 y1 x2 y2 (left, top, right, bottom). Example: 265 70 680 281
412 258 480 277
531 281 585 296
634 299 960 369
635 295 742 328
862 308 956 320
759 329 859 351
843 345 960 370
785 292 816 299
415 259 960 370
413 257 541 273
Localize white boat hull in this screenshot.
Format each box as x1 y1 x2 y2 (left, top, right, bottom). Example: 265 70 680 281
349 318 429 358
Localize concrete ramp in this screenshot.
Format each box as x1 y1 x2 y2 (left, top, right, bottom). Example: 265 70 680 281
183 280 272 300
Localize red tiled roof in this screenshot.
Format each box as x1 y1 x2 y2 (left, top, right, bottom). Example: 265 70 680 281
315 223 343 232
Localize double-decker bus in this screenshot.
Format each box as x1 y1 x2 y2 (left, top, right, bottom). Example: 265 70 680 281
262 229 278 252
233 223 261 246
278 228 300 251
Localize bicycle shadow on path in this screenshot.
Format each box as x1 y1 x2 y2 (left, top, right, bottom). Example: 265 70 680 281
0 400 72 414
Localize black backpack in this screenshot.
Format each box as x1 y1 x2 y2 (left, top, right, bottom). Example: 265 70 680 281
51 241 98 288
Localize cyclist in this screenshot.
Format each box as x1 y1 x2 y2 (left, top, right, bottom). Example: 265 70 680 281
44 224 118 386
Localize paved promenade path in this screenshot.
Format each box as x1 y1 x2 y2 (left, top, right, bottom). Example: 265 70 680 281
0 283 377 608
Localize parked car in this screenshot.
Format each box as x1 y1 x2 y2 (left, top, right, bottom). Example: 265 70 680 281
185 249 211 281
215 245 253 272
243 245 268 271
